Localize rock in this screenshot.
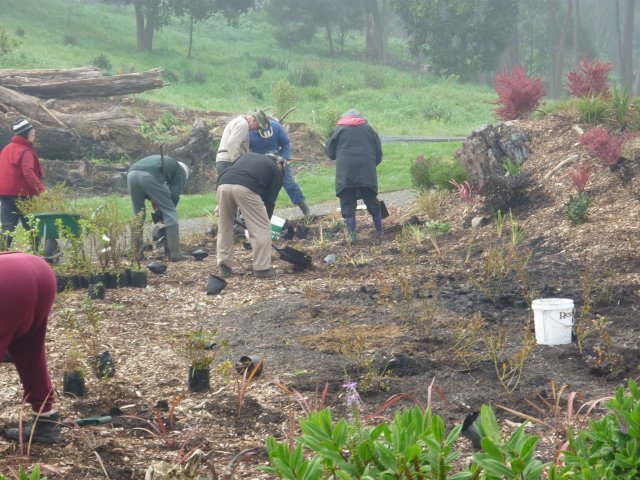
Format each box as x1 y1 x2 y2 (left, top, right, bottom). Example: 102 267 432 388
471 216 489 228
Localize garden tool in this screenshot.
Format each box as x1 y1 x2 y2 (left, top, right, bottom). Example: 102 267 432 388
72 415 113 427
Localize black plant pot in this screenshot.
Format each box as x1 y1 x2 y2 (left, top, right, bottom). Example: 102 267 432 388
188 367 210 392
207 275 228 295
72 275 89 290
89 273 105 285
129 270 148 288
63 371 86 396
88 282 105 300
55 275 72 293
235 355 264 380
103 272 119 289
95 351 115 379
116 270 129 288
296 224 310 240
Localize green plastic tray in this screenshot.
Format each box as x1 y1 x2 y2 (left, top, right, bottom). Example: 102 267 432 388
34 213 81 239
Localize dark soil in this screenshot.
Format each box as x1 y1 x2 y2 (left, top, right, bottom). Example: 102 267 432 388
1 109 639 478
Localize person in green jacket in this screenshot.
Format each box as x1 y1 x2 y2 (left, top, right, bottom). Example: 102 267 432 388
127 154 190 261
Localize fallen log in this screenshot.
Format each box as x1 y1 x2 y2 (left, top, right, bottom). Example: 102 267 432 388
0 67 102 86
0 85 141 128
5 69 165 100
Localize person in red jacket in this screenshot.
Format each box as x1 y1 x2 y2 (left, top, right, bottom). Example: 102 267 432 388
0 119 46 247
1 252 62 444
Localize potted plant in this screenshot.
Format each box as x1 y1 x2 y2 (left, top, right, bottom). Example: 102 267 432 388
172 326 218 392
63 349 86 397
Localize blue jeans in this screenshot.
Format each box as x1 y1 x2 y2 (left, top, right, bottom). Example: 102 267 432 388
283 163 305 206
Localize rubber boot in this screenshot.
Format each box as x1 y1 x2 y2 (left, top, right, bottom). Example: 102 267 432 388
165 225 190 262
345 216 356 243
5 412 63 444
298 201 311 217
372 212 384 238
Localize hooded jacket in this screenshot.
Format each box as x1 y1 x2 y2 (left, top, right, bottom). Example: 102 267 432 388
325 115 383 196
0 135 45 196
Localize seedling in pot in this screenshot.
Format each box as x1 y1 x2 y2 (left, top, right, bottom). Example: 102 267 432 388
172 326 220 392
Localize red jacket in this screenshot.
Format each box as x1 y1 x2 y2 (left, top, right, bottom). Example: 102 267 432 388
0 135 45 196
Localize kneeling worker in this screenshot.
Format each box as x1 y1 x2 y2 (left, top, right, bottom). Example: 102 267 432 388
127 154 190 261
216 152 284 279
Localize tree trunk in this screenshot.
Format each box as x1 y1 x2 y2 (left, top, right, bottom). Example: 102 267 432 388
573 0 581 64
620 0 636 91
325 25 335 57
364 0 386 63
4 69 165 100
547 0 559 97
0 67 102 86
187 14 194 59
553 2 572 97
135 3 155 52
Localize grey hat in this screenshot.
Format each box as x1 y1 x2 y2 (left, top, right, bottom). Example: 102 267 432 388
13 119 34 136
342 109 363 118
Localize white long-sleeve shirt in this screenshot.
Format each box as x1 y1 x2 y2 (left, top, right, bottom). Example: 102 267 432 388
216 116 249 164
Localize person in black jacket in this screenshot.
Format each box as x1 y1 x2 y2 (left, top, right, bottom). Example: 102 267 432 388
216 152 284 278
325 110 384 242
127 154 190 261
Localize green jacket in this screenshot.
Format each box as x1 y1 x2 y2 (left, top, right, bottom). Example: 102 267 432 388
129 155 187 206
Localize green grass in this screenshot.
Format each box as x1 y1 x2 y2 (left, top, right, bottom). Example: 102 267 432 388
3 0 490 219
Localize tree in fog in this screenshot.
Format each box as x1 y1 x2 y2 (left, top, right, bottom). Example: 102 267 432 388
390 0 517 81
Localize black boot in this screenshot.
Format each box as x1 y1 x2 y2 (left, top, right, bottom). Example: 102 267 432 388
372 212 384 238
5 412 63 444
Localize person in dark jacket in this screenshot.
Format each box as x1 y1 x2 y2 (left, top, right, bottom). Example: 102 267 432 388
0 119 46 248
216 152 284 278
127 154 190 261
249 113 310 216
325 110 384 242
2 252 62 444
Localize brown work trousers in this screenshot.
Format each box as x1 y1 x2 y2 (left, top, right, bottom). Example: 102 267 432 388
216 184 272 271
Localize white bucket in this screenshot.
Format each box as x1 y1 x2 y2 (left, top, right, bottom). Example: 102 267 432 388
270 215 286 240
532 298 574 345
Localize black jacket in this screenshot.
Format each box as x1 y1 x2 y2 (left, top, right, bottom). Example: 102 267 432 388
218 152 283 218
325 122 382 196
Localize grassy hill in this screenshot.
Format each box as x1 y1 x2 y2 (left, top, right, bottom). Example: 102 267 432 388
3 0 501 216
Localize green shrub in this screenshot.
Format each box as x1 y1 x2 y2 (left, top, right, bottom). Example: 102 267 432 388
411 155 466 191
0 27 19 56
184 69 206 83
429 160 467 190
564 191 592 225
364 67 385 89
15 27 25 37
272 80 296 119
288 65 319 87
91 53 112 71
318 104 342 138
552 380 640 479
63 34 77 46
410 154 437 190
422 100 451 122
254 55 285 71
161 69 179 83
577 96 609 123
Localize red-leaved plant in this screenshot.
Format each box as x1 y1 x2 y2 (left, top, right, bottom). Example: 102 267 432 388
449 178 475 202
567 57 613 98
493 65 546 120
570 160 592 193
580 126 633 168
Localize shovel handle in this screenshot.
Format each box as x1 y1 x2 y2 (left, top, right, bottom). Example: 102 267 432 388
73 416 113 426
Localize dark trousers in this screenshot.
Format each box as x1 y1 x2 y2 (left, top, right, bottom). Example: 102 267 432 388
338 187 381 218
1 196 31 247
